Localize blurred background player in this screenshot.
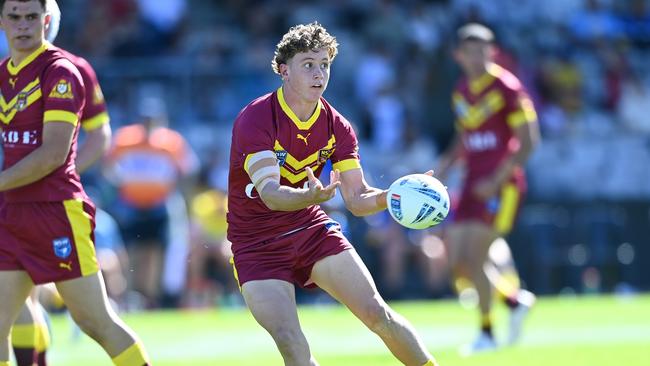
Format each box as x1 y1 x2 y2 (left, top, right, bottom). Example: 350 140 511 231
0 1 149 365
436 23 540 354
8 1 120 365
228 21 439 366
104 94 198 309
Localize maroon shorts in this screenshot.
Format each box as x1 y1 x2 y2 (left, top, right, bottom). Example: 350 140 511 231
231 220 352 288
455 179 526 235
0 198 100 284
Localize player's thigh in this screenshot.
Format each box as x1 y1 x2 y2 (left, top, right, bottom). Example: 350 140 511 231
0 271 33 326
463 222 500 268
241 279 300 333
55 271 114 322
310 249 382 317
446 223 474 267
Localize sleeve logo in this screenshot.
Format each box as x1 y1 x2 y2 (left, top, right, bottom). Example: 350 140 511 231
93 85 105 105
48 79 73 99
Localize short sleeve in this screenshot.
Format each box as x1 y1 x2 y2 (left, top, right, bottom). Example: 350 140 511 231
329 106 361 173
233 107 275 156
501 78 537 129
42 59 84 126
76 58 109 131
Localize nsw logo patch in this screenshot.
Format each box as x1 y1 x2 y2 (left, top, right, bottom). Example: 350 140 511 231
275 150 287 166
48 79 74 99
52 237 72 259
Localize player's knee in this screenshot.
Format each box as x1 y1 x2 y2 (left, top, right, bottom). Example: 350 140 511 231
69 310 113 341
0 317 13 336
361 300 394 335
270 326 307 355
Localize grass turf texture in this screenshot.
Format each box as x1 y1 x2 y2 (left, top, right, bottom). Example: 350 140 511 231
46 294 650 365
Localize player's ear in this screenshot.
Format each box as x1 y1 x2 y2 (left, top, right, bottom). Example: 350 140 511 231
279 63 289 80
44 13 51 28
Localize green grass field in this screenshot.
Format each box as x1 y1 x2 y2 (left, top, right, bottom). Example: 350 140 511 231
44 294 650 366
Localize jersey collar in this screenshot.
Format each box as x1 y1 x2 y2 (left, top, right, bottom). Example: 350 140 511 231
469 63 502 95
7 42 50 76
277 86 322 131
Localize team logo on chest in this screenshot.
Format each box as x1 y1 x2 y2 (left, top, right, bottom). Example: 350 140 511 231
275 150 287 166
15 93 28 111
318 147 334 164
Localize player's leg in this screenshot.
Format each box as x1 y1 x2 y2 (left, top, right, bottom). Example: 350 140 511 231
462 222 499 336
310 249 438 366
445 223 474 299
488 184 536 344
12 289 50 366
0 271 34 364
55 271 150 366
241 279 317 366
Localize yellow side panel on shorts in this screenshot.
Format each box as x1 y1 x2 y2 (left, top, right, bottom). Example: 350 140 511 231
63 199 99 276
494 184 519 235
229 257 242 291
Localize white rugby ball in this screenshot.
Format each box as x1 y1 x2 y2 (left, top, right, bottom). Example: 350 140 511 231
386 174 450 230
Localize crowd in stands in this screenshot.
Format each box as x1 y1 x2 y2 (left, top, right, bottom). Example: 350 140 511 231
3 0 648 309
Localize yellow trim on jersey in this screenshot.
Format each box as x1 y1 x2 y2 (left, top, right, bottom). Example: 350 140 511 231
469 63 504 95
453 90 505 130
0 89 42 125
44 110 78 125
277 87 322 130
63 199 99 276
274 135 336 183
0 78 41 111
82 111 110 131
7 43 49 76
507 97 537 129
469 71 495 95
111 341 150 366
230 257 242 291
494 184 519 234
332 158 360 172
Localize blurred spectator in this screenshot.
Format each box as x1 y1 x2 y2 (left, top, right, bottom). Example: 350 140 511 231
104 96 199 308
617 73 650 134
184 171 236 308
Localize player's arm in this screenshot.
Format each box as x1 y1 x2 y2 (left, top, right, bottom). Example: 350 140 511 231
76 121 111 173
338 167 387 217
0 121 75 191
436 133 463 178
491 119 539 186
246 150 340 211
473 97 540 200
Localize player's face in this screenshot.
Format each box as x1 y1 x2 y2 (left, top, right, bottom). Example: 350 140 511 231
454 40 493 76
282 48 331 104
0 0 48 54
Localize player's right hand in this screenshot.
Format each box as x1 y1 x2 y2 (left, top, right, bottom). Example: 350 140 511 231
305 166 340 204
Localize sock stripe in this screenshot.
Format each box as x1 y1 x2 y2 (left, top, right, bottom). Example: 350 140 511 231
112 341 150 366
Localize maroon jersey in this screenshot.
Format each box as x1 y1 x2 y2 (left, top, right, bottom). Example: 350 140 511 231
452 63 537 182
228 87 361 246
60 50 109 131
0 43 86 202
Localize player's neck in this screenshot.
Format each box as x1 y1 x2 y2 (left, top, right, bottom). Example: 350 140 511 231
10 41 46 68
467 65 489 81
281 85 319 121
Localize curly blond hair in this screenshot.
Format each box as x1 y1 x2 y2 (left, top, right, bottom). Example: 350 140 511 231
272 22 339 75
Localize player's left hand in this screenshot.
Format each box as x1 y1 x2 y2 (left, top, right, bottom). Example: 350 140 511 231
473 177 500 200
305 166 340 204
